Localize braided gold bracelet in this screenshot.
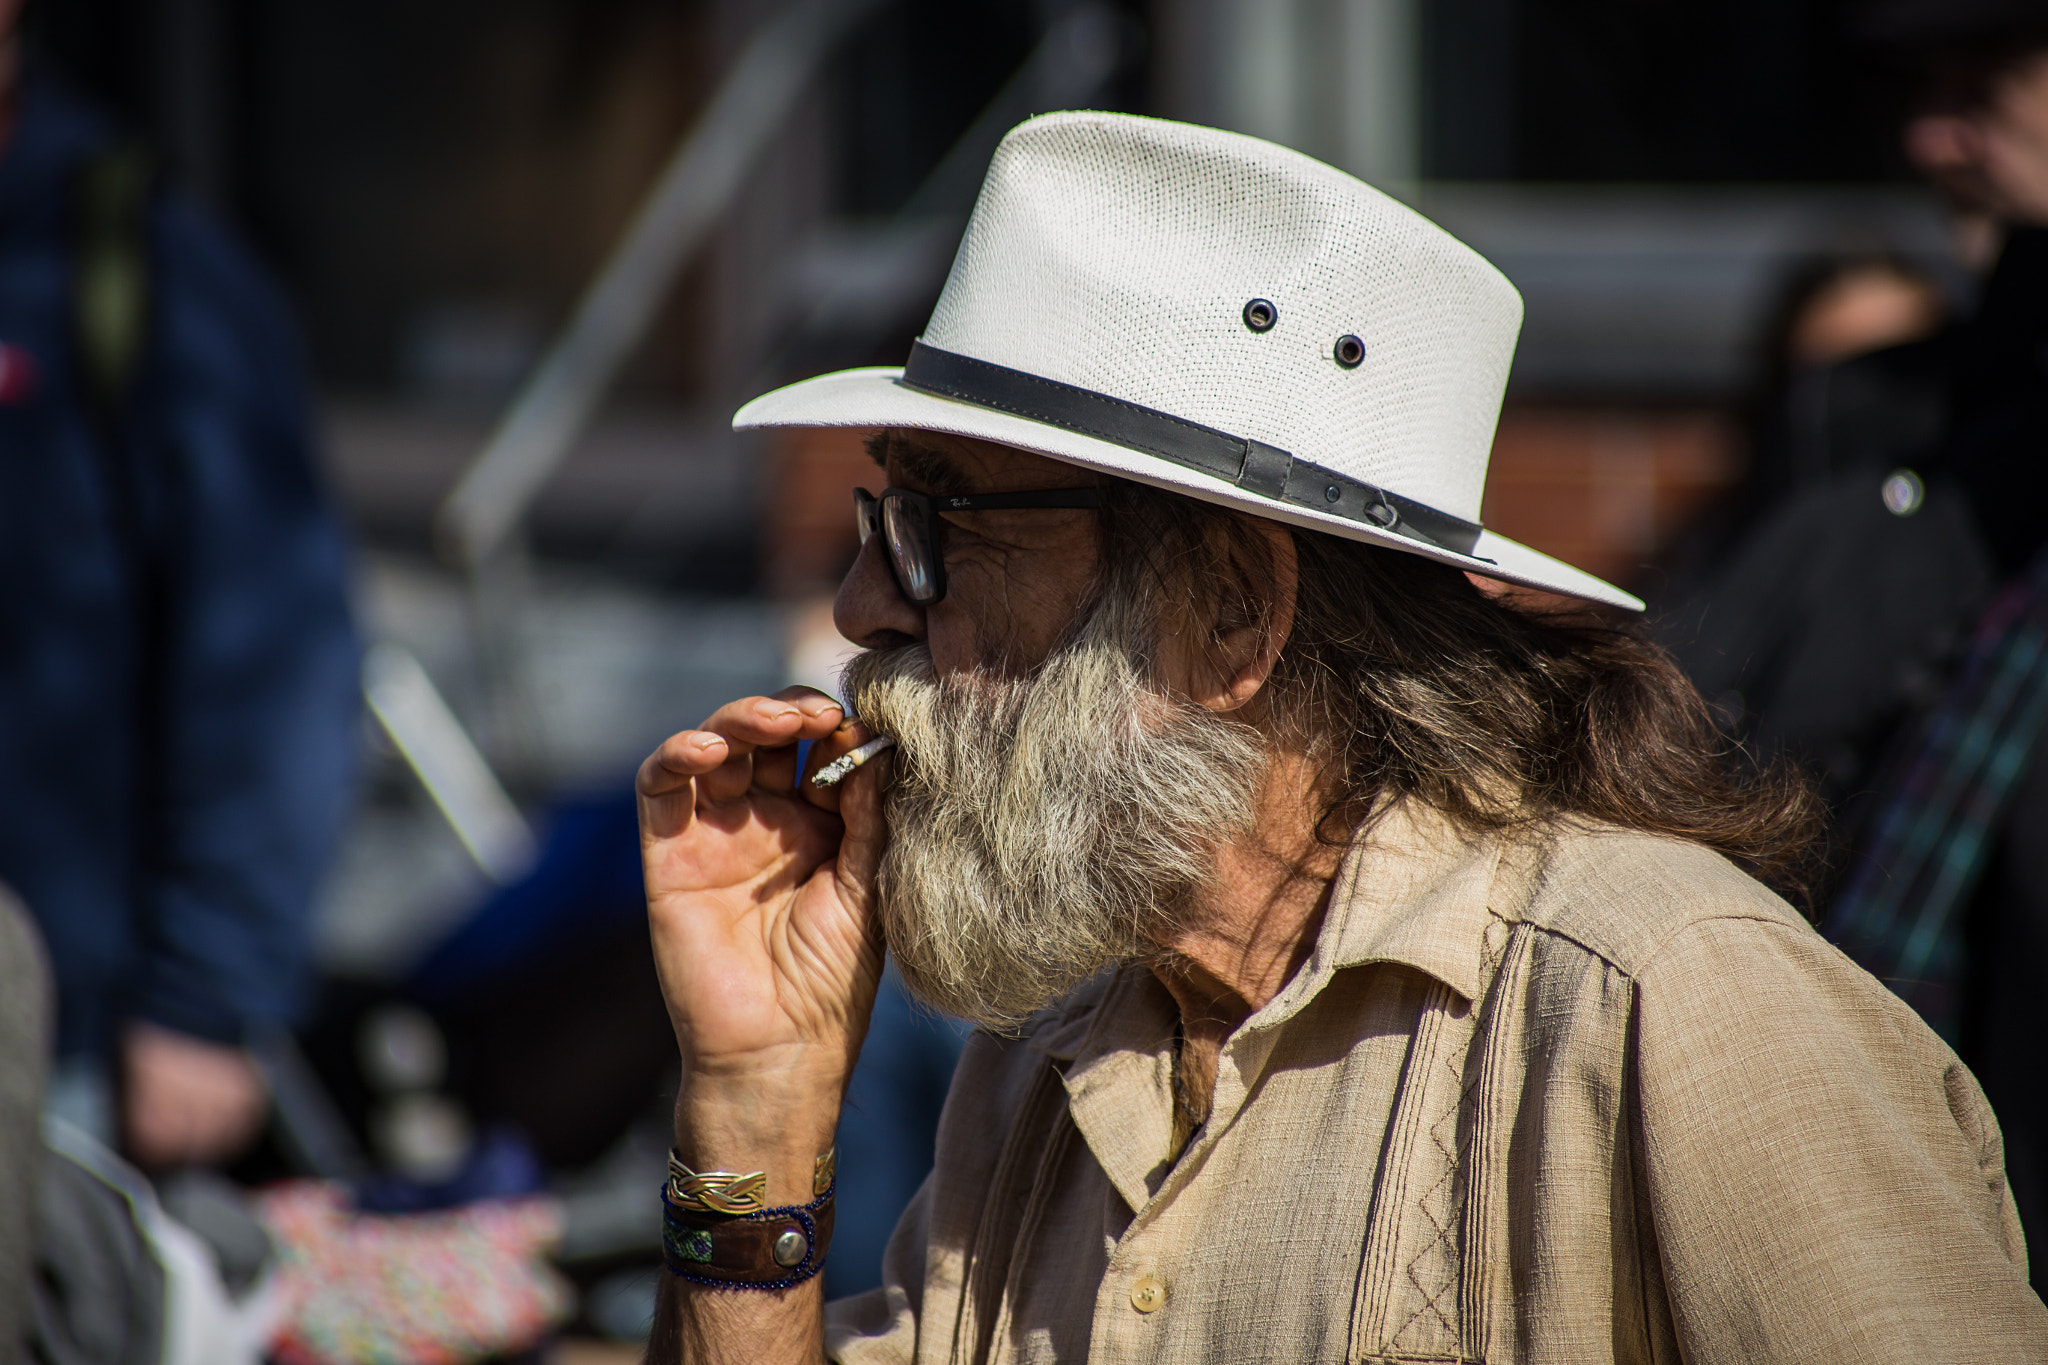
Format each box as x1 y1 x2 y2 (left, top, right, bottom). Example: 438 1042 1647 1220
666 1147 837 1217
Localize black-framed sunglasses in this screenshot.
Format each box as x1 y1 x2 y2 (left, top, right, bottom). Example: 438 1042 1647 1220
855 485 1105 605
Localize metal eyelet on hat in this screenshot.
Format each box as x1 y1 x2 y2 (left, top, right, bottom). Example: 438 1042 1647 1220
1334 334 1365 368
1242 299 1277 332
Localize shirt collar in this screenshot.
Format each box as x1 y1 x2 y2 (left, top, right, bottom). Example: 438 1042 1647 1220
1240 799 1504 1041
1321 799 1504 998
1022 799 1512 1214
1027 798 1507 1066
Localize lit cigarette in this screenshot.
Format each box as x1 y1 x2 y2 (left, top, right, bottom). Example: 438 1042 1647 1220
810 735 897 788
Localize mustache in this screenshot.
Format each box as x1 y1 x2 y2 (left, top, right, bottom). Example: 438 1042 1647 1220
838 625 1265 1029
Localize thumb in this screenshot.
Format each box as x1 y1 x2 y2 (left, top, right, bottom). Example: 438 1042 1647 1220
833 754 891 928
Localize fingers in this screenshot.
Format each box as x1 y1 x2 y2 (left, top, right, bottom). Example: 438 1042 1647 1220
639 691 848 828
833 746 893 923
695 691 835 751
636 730 731 840
697 691 841 801
638 729 731 795
750 689 848 792
795 715 884 813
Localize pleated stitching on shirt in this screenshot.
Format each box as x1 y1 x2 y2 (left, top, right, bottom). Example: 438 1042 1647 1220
1352 978 1455 1360
1394 1012 1472 1347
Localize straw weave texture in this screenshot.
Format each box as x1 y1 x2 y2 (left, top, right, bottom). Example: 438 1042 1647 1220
925 112 1521 522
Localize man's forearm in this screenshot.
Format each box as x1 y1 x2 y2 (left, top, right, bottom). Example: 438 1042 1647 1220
647 1275 826 1365
644 1072 843 1364
633 692 884 1362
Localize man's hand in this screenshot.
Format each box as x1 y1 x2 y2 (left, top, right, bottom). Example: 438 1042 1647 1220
640 687 888 1167
121 1020 268 1168
639 687 887 1364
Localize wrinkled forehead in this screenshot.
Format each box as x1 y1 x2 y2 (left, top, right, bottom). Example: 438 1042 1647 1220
868 428 1102 496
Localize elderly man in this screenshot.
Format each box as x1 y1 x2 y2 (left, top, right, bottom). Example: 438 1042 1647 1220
637 114 2048 1363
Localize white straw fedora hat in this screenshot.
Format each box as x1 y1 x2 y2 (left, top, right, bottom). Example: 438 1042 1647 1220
735 110 1641 611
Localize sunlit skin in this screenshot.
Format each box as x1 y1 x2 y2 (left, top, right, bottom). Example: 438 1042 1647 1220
640 431 1344 1362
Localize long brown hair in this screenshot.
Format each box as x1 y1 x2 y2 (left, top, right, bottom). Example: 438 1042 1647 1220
1100 481 1824 900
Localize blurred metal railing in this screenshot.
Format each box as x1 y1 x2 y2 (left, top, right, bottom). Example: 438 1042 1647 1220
362 642 537 883
419 0 1125 792
434 0 888 573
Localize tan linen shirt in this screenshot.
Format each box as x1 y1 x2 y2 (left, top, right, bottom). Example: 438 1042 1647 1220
823 803 2048 1363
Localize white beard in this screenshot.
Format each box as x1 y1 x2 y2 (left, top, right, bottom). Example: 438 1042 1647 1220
842 601 1265 1028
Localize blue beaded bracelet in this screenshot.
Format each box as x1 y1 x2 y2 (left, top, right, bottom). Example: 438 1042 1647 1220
660 1180 836 1291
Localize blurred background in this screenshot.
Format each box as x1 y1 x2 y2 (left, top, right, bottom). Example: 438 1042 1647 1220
30 0 1964 949
4 0 2026 1359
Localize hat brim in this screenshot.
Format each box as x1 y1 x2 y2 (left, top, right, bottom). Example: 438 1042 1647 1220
736 367 1644 612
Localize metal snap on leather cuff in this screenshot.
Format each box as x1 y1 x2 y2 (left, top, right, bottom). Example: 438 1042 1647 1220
772 1228 809 1267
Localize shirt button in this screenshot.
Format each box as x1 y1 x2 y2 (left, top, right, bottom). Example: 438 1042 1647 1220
1130 1275 1167 1313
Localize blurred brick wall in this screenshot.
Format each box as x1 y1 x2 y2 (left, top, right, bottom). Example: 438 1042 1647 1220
1480 404 1743 589
760 406 1746 600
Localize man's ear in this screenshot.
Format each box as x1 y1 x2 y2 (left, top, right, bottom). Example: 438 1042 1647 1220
1185 518 1298 715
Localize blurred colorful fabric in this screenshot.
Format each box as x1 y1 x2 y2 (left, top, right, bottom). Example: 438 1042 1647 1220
258 1182 570 1365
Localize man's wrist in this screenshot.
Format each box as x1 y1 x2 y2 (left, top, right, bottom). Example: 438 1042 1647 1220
675 1075 842 1207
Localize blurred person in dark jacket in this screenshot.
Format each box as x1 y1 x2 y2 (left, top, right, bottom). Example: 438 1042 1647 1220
1665 0 2048 1273
1746 252 1951 504
1658 250 1953 587
0 2 358 1168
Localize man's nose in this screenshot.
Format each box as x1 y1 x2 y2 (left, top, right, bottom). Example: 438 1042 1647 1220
835 533 925 648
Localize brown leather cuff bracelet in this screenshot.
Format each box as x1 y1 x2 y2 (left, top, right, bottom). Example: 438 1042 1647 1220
661 1183 836 1289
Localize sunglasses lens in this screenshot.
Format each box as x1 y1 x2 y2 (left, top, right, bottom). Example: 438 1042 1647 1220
880 495 939 603
854 489 879 544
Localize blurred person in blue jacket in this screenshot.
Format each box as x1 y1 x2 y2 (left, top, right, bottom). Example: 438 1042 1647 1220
0 1 358 1168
